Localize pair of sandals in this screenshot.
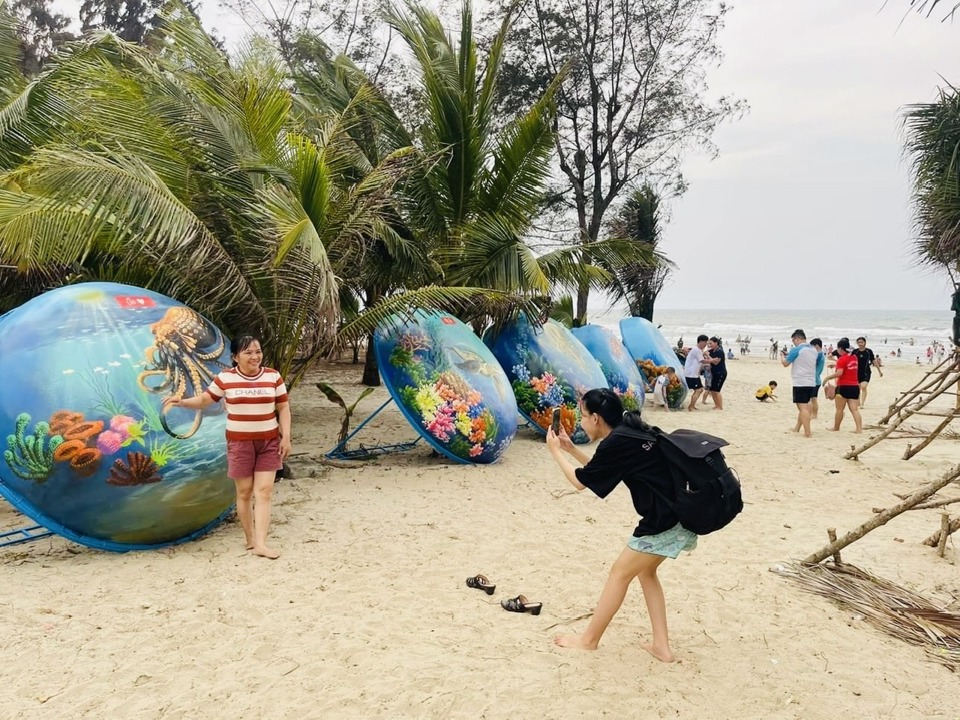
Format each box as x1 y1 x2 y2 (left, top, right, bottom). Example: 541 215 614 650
465 574 542 616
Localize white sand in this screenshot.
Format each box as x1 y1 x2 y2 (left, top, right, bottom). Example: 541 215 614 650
2 354 959 719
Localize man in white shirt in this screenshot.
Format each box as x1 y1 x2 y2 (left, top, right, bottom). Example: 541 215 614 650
683 334 709 411
781 328 817 437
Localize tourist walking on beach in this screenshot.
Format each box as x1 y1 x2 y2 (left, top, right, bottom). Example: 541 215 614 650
683 335 709 410
706 337 727 410
164 334 291 559
852 337 878 408
821 337 863 434
546 388 696 661
810 338 825 420
781 329 817 437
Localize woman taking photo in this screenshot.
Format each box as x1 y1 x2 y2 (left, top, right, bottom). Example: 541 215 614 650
821 337 863 434
546 388 696 662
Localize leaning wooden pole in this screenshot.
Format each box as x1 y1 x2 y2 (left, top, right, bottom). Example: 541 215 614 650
878 356 959 425
902 414 956 459
924 516 960 547
846 388 946 460
803 463 960 565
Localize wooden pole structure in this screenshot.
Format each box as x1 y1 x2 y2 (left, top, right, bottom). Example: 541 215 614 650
937 513 951 557
803 463 960 565
902 414 956 460
879 355 959 425
826 528 842 564
923 517 960 547
846 374 959 461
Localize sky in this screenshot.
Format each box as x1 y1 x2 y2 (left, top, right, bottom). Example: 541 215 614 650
650 1 960 311
50 0 960 311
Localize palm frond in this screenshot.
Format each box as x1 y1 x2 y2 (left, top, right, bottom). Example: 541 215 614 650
336 284 546 345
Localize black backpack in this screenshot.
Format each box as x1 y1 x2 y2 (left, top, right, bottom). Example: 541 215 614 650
642 426 743 535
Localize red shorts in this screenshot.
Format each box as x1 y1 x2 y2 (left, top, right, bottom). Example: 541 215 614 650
226 437 282 479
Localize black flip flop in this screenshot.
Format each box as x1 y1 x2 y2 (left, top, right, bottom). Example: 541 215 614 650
500 594 542 615
466 574 496 595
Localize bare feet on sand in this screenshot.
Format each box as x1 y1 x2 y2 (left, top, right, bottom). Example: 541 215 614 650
553 634 598 650
641 642 676 663
251 545 280 559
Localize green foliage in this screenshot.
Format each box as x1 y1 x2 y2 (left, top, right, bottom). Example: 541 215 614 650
603 184 675 321
902 85 960 277
316 381 376 444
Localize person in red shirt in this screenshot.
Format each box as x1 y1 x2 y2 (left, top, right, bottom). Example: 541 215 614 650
821 337 862 434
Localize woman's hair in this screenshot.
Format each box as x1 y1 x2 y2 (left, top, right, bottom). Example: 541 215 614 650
581 388 650 431
837 337 851 351
230 334 261 366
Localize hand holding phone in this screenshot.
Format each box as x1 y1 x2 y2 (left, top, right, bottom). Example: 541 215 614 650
550 407 562 435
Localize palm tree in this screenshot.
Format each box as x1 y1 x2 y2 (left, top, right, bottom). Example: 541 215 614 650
384 0 570 296
902 84 960 343
902 86 960 273
0 4 418 388
601 185 674 321
904 0 960 20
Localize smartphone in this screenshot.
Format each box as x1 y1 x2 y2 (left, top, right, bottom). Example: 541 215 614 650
551 407 562 435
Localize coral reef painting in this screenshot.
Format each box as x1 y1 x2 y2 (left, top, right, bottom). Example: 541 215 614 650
571 325 646 411
374 311 518 464
486 316 608 444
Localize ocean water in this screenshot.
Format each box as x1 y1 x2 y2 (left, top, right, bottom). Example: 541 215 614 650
591 308 954 363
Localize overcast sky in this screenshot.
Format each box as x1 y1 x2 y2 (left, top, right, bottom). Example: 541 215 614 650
652 1 959 311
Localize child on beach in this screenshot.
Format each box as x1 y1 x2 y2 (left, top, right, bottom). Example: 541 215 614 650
652 368 675 409
163 335 291 559
545 388 696 662
755 381 777 401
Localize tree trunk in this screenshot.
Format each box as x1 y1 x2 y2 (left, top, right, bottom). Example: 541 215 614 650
637 293 655 322
361 331 380 386
574 281 589 327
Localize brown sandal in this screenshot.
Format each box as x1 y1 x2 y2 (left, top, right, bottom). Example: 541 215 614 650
500 594 542 615
465 574 496 595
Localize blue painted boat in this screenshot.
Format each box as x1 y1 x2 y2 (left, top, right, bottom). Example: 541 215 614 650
619 317 687 409
571 325 646 410
486 315 608 443
374 310 518 464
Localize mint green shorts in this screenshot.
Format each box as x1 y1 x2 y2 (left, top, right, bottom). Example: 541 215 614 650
627 523 698 559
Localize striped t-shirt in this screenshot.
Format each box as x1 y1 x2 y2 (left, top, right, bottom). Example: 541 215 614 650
206 367 289 441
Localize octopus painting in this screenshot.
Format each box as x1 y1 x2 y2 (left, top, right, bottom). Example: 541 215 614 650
137 306 229 439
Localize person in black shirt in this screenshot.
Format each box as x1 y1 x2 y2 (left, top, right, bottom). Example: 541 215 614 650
546 388 697 662
852 337 878 408
706 336 727 410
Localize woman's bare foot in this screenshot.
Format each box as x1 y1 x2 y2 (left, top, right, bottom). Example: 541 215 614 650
641 642 676 663
554 634 598 650
245 538 255 550
251 545 280 559
827 427 839 432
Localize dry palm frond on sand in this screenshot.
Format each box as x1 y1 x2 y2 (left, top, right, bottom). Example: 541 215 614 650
772 562 960 671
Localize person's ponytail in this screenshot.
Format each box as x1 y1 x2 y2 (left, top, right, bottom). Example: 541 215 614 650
621 410 650 432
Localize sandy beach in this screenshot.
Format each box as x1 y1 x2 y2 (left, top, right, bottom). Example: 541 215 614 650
2 352 959 719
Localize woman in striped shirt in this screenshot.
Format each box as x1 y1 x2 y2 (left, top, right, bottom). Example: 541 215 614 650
164 335 291 559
